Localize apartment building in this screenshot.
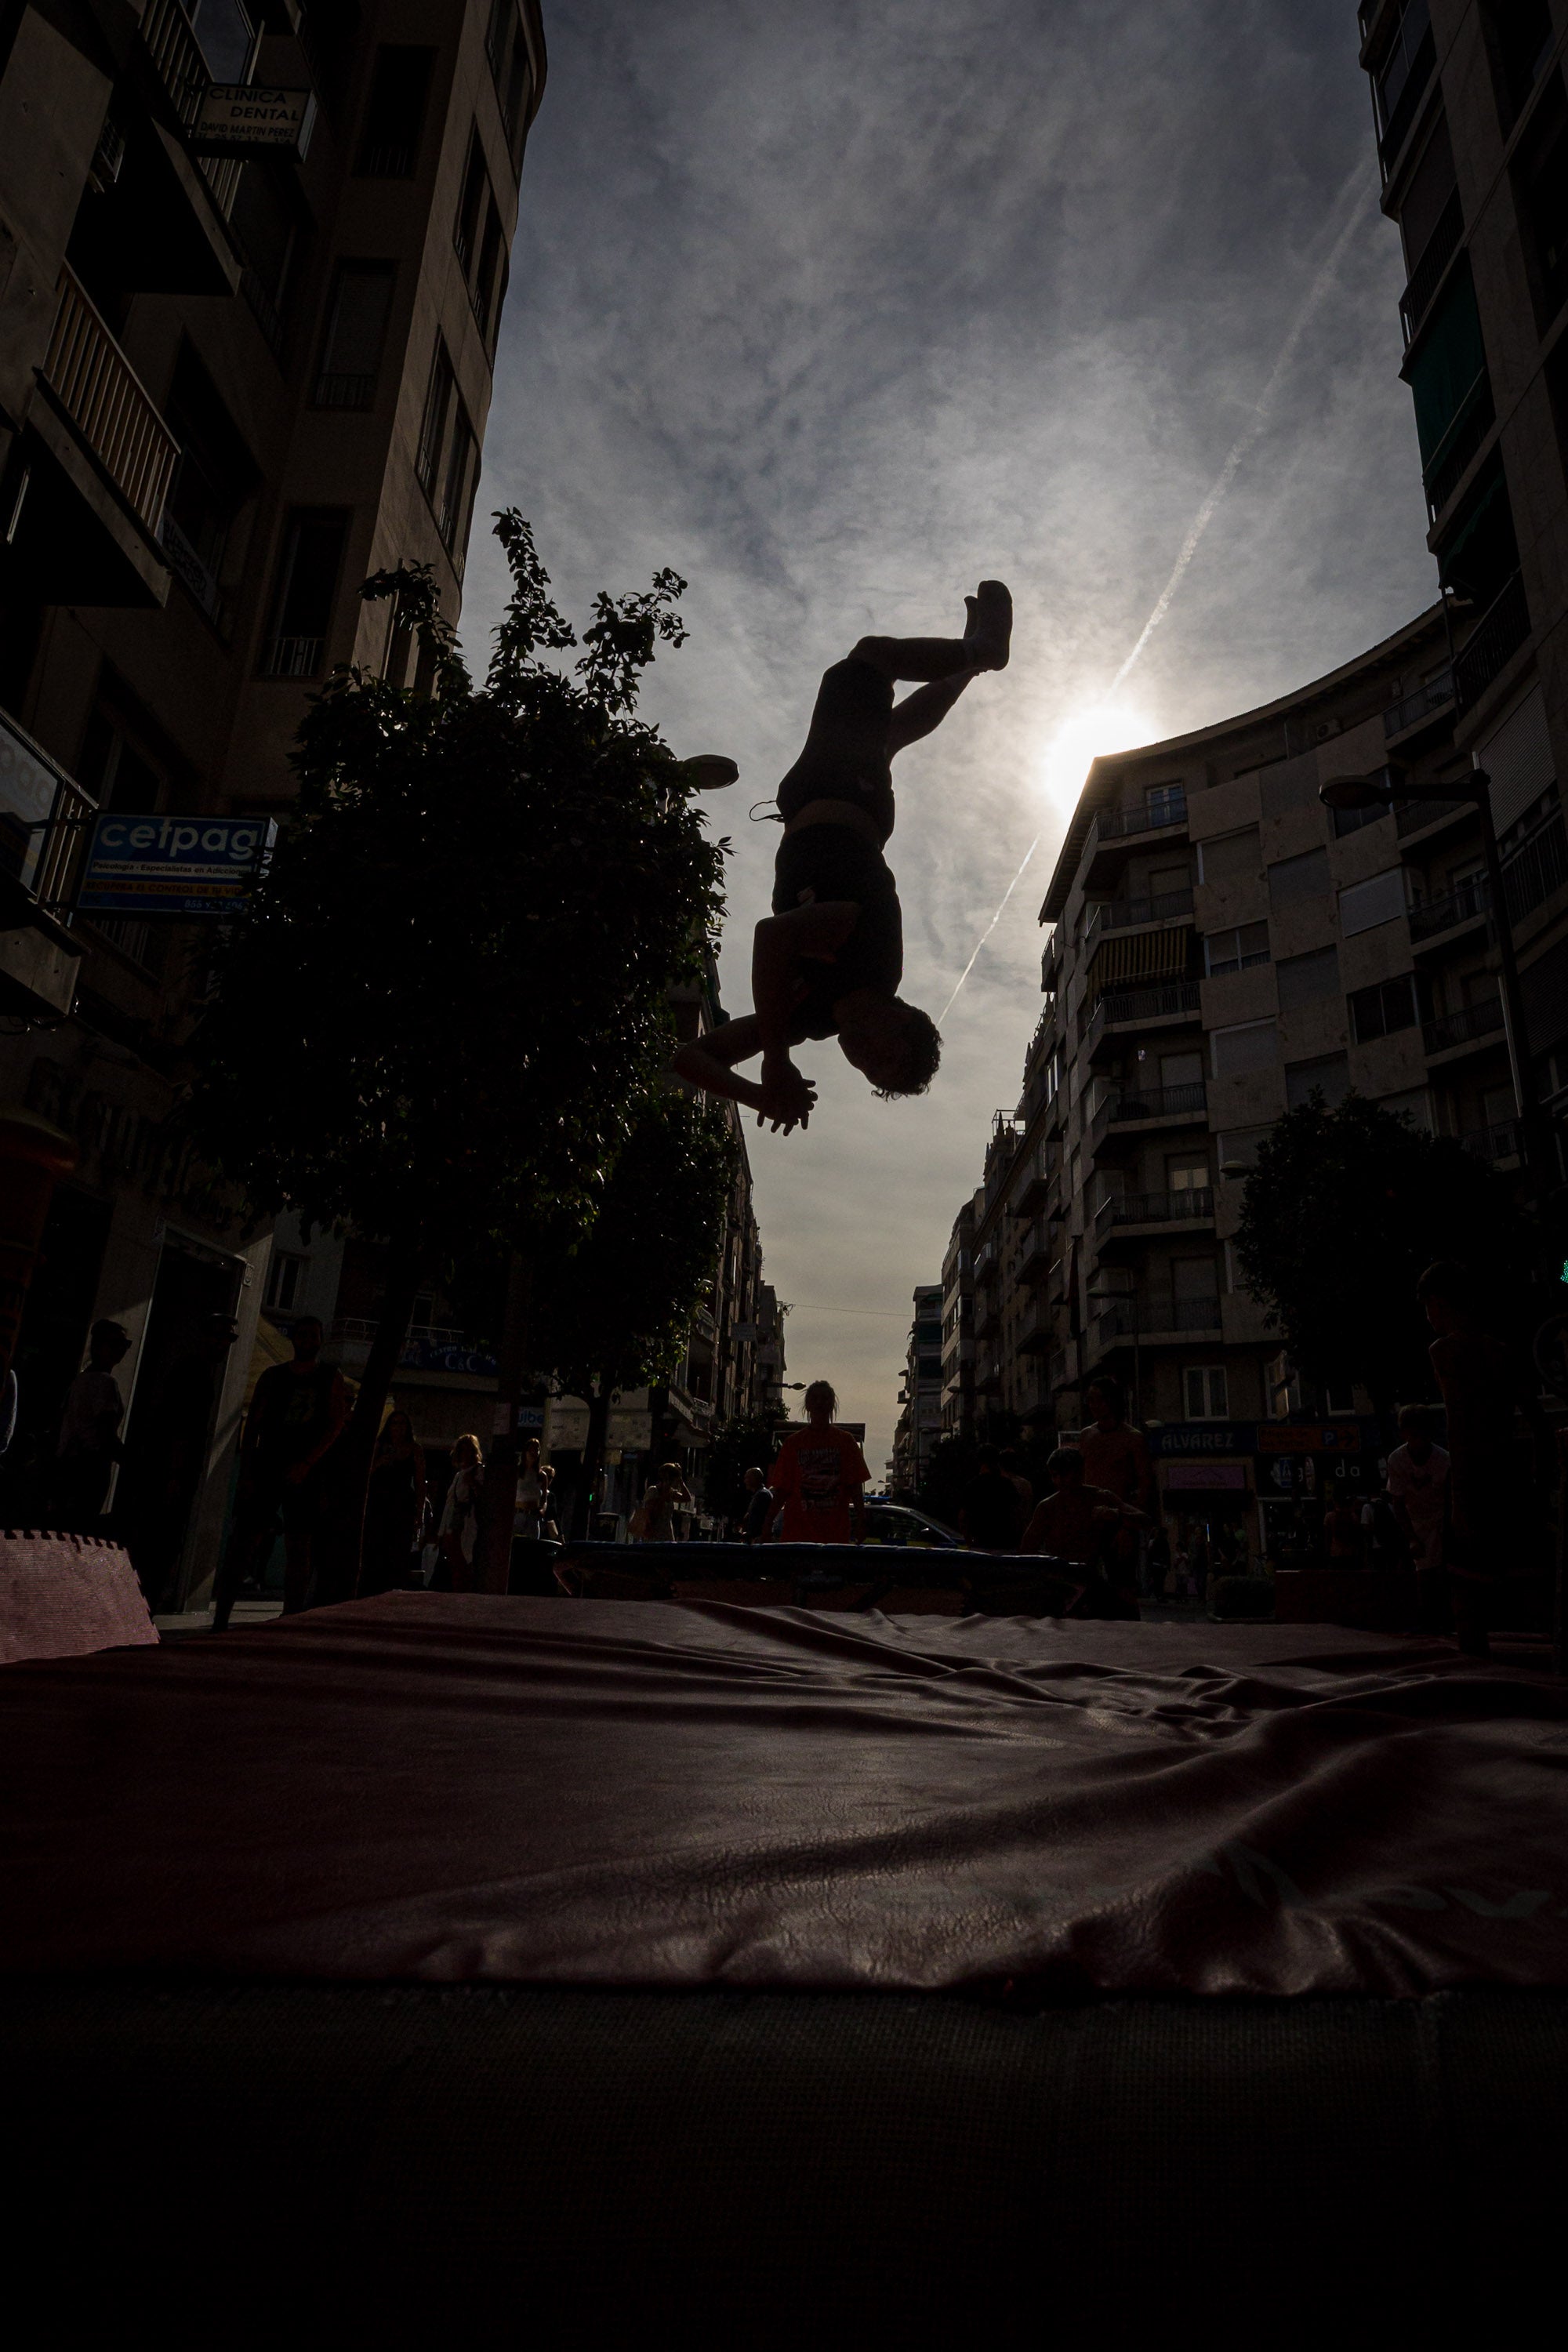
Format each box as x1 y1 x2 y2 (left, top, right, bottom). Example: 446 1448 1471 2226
0 0 545 1589
890 1282 943 1494
948 590 1568 1559
938 1196 976 1437
1359 0 1568 1112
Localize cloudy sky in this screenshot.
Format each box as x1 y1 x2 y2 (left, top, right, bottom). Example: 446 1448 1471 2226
462 0 1438 1471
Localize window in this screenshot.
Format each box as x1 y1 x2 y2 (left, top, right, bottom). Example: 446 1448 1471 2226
1380 1086 1433 1129
1349 974 1425 1043
1515 71 1568 328
261 509 349 677
1203 921 1269 977
267 1251 307 1312
314 262 394 411
1268 847 1331 909
1160 1051 1204 1090
1210 1019 1278 1077
1276 945 1340 1009
230 164 301 351
355 45 435 177
1486 0 1555 132
1145 782 1185 826
161 344 258 620
437 397 477 560
1197 827 1259 884
1333 796 1390 838
486 0 534 161
1183 1367 1229 1420
190 0 257 80
1374 0 1434 161
417 342 456 496
473 198 506 345
454 131 488 272
1339 866 1406 936
1399 117 1457 278
1323 1380 1356 1416
1285 1052 1351 1109
1171 1258 1220 1330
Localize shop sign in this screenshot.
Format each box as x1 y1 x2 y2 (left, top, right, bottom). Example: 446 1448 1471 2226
399 1332 497 1377
1163 1462 1247 1491
191 85 317 159
78 814 275 916
1256 1424 1360 1454
1147 1421 1257 1457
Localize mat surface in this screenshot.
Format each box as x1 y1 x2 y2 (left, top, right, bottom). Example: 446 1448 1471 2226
4 1594 1566 1994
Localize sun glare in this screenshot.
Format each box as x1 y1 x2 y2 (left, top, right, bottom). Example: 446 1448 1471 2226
1043 698 1159 810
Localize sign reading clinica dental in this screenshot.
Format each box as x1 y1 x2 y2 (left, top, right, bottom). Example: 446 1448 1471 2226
78 815 276 917
191 85 317 159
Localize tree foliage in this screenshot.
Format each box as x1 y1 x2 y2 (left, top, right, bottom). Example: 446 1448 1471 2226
191 518 723 1262
529 1088 739 1403
1232 1094 1541 1415
704 1410 792 1525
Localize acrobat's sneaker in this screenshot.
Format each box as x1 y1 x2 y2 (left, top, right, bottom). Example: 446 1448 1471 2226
964 579 1013 670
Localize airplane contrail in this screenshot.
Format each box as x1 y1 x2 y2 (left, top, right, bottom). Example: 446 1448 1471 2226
938 165 1378 1025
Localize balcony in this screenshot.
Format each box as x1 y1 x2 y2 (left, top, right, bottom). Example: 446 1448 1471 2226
1383 668 1455 744
1016 1218 1051 1278
1082 979 1202 1058
1396 792 1470 842
1091 1080 1208 1152
1012 1146 1052 1214
1454 572 1531 714
1503 811 1568 926
1018 1298 1053 1356
1422 374 1494 523
1377 21 1437 177
0 707 92 1021
1399 190 1463 347
1408 873 1489 946
975 1237 999 1287
1047 1255 1069 1306
1422 997 1506 1058
1461 1119 1519 1167
140 0 246 217
1094 794 1187 844
975 1351 1001 1396
1095 1185 1214 1236
1085 885 1194 942
11 268 179 610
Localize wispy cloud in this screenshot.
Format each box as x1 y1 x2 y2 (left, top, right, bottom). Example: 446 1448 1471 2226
464 0 1436 1468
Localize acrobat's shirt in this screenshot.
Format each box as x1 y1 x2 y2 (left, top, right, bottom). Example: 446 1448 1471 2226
768 1426 871 1546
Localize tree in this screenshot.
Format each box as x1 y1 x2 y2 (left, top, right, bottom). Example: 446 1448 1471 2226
528 1088 739 1534
1231 1094 1541 1422
189 515 726 1573
705 1409 792 1526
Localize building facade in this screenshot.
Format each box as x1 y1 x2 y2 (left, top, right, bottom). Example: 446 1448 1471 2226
0 0 545 1593
890 1281 942 1494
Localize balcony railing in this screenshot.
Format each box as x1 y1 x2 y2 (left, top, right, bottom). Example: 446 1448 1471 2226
41 268 179 536
1454 572 1531 713
260 634 325 679
1087 885 1194 940
1107 1080 1207 1126
1096 1185 1214 1229
140 0 244 212
1422 997 1506 1056
0 706 96 910
1399 188 1464 347
1384 668 1454 741
1503 811 1568 925
1422 373 1494 521
1083 978 1201 1048
1094 794 1187 844
1396 791 1468 839
1408 873 1489 943
1377 23 1436 172
1461 1119 1519 1165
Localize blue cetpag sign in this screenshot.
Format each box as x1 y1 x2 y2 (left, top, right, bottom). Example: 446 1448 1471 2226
78 814 276 916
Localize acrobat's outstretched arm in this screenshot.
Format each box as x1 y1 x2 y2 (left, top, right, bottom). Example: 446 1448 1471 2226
670 901 858 1133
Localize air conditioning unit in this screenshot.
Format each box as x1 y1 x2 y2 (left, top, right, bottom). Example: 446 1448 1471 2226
1314 717 1342 742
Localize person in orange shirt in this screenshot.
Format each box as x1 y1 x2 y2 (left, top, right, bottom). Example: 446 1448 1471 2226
768 1380 870 1545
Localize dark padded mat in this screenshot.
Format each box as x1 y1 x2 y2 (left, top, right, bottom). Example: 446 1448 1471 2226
8 1979 1566 2346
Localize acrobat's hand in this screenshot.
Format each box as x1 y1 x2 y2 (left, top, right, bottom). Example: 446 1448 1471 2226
757 1058 816 1134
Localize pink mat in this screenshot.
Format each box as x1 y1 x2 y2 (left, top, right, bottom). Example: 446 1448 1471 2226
0 1531 157 1665
1 1593 1564 1995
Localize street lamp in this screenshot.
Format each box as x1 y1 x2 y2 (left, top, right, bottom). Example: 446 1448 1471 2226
679 755 739 790
1318 761 1548 1193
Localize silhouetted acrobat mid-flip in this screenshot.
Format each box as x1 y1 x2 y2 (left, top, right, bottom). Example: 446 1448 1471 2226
672 582 1013 1131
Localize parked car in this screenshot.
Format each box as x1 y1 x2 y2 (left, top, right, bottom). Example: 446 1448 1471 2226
859 1501 964 1548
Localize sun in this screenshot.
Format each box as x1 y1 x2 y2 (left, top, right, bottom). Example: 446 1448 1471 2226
1043 696 1159 811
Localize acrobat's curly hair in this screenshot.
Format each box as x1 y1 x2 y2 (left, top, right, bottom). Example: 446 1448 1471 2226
872 1000 942 1100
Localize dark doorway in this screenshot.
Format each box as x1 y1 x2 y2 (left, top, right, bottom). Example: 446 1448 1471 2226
0 1186 112 1526
117 1237 241 1609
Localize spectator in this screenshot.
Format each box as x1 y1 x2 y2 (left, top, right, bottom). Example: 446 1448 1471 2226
741 1465 775 1544
1079 1375 1156 1593
632 1461 693 1543
52 1319 131 1534
1416 1260 1535 1656
437 1432 485 1588
359 1410 427 1597
768 1381 870 1544
1385 1405 1450 1606
212 1316 350 1628
961 1443 1021 1551
1146 1522 1172 1596
997 1446 1034 1542
1019 1444 1145 1618
513 1436 557 1542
